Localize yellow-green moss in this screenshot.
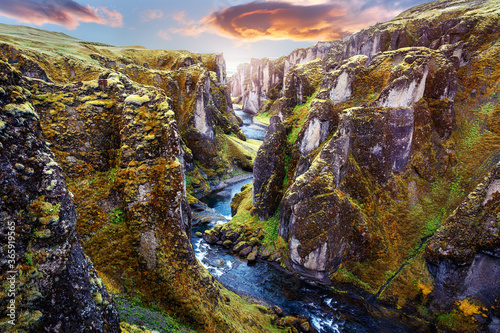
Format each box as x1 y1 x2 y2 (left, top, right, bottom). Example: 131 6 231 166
124 94 150 106
28 196 61 225
3 102 38 119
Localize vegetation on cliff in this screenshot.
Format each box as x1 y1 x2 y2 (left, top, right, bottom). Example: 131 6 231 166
0 25 281 333
228 0 500 331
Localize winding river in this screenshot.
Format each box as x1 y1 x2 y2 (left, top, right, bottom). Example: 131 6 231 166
191 108 413 333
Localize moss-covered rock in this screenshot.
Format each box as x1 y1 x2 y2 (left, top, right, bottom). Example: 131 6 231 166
253 116 288 220
0 60 120 332
425 162 500 332
236 0 500 330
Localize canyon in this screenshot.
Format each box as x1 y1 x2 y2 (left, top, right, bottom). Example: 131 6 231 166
0 0 499 332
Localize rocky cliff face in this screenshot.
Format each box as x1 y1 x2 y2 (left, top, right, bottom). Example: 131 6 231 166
230 0 500 331
426 162 500 332
0 25 280 332
230 57 285 114
230 0 495 115
0 60 120 332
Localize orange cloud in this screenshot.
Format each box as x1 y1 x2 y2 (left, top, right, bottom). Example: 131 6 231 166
0 0 123 29
170 1 401 42
141 9 163 22
208 2 365 41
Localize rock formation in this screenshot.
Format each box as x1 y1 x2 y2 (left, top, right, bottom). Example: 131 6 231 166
230 58 284 114
0 60 120 332
227 0 500 331
426 162 500 332
0 26 280 332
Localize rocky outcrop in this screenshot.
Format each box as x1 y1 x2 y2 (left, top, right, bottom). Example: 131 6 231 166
426 162 500 331
280 104 423 281
319 55 368 105
230 58 284 114
232 0 500 330
283 59 325 108
253 116 288 220
283 41 337 84
0 60 120 332
26 68 239 331
278 46 460 282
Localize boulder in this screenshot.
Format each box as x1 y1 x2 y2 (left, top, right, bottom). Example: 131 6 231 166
260 247 271 260
233 241 250 253
239 246 253 257
247 247 259 262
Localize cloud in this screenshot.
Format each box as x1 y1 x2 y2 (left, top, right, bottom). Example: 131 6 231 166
167 11 210 37
91 6 123 28
157 30 171 40
141 9 163 22
0 0 123 29
170 0 410 42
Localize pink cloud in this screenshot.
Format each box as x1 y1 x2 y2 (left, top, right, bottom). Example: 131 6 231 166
141 9 163 22
167 11 210 37
0 0 123 29
90 6 123 28
157 29 171 40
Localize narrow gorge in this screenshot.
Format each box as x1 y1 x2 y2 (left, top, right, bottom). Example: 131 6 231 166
1 0 500 332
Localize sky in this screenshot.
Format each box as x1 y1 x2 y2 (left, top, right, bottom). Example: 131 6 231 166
0 0 432 61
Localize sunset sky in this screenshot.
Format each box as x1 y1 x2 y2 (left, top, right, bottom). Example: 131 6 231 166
0 0 431 61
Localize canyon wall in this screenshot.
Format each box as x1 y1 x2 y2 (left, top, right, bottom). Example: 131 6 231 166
228 0 500 331
0 60 120 332
0 26 280 332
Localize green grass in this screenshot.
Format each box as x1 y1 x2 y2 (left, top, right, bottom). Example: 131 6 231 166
109 207 125 225
265 208 280 244
479 102 496 115
114 295 198 333
336 268 371 290
254 110 271 125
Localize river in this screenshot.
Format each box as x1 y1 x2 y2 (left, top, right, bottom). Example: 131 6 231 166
191 110 414 333
233 105 267 141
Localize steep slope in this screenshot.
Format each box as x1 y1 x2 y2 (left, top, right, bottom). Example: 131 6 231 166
227 0 500 331
0 61 120 332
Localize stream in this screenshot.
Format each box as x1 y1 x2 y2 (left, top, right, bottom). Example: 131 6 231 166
234 105 267 141
191 110 414 333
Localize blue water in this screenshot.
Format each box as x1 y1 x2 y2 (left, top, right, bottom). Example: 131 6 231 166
200 177 252 218
235 106 267 141
193 177 414 333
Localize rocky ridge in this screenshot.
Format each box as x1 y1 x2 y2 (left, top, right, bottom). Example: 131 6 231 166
230 0 497 116
224 0 500 331
0 23 254 199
